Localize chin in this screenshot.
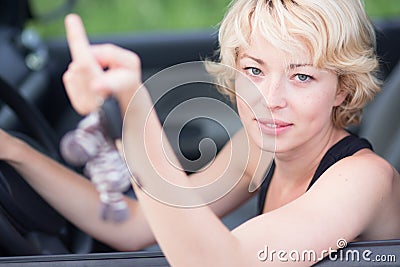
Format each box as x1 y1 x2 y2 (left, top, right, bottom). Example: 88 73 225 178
252 135 277 153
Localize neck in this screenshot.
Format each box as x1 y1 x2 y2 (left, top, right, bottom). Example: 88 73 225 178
273 127 348 186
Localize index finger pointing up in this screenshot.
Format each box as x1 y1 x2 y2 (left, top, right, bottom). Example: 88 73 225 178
65 14 92 61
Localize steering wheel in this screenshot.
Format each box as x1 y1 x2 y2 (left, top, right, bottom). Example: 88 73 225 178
0 77 69 256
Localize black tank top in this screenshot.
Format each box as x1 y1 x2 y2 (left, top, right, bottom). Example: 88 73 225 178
257 134 373 215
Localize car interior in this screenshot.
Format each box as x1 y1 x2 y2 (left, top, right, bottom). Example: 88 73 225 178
0 1 399 266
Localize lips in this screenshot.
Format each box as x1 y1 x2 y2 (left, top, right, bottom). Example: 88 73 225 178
256 118 293 135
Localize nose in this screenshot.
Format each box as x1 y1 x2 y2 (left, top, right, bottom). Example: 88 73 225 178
260 76 287 111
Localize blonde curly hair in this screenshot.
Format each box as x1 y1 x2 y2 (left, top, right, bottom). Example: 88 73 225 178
207 0 381 128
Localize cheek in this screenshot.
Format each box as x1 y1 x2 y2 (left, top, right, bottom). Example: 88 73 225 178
234 74 263 107
295 72 339 121
236 97 251 121
298 91 336 124
235 77 253 122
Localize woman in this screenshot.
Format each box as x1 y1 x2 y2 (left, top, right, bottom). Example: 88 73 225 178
2 0 400 266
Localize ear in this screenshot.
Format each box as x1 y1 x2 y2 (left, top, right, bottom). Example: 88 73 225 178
333 88 348 107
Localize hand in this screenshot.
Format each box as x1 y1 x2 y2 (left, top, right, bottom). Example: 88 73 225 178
63 14 142 115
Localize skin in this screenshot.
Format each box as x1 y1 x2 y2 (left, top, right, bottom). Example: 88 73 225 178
1 13 399 266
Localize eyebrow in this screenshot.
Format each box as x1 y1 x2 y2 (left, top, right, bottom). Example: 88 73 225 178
240 53 313 69
240 53 265 65
289 63 314 69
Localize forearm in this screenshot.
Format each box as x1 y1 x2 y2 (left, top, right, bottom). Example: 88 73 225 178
124 91 242 266
136 190 241 266
5 140 155 251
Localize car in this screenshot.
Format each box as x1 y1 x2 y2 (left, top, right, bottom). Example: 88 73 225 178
0 1 399 266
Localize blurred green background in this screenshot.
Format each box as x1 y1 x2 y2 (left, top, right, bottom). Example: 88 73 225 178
28 0 400 38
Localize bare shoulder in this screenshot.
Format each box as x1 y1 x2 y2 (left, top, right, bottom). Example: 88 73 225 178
352 149 395 175
333 150 400 240
308 149 398 237
318 149 396 193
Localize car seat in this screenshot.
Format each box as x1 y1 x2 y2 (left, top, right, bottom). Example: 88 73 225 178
358 60 400 172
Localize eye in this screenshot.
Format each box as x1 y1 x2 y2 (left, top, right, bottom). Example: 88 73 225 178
294 74 312 82
244 67 263 76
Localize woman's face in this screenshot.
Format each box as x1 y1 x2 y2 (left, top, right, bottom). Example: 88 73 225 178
235 33 344 154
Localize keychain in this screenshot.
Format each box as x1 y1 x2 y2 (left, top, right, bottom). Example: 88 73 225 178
60 98 131 223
